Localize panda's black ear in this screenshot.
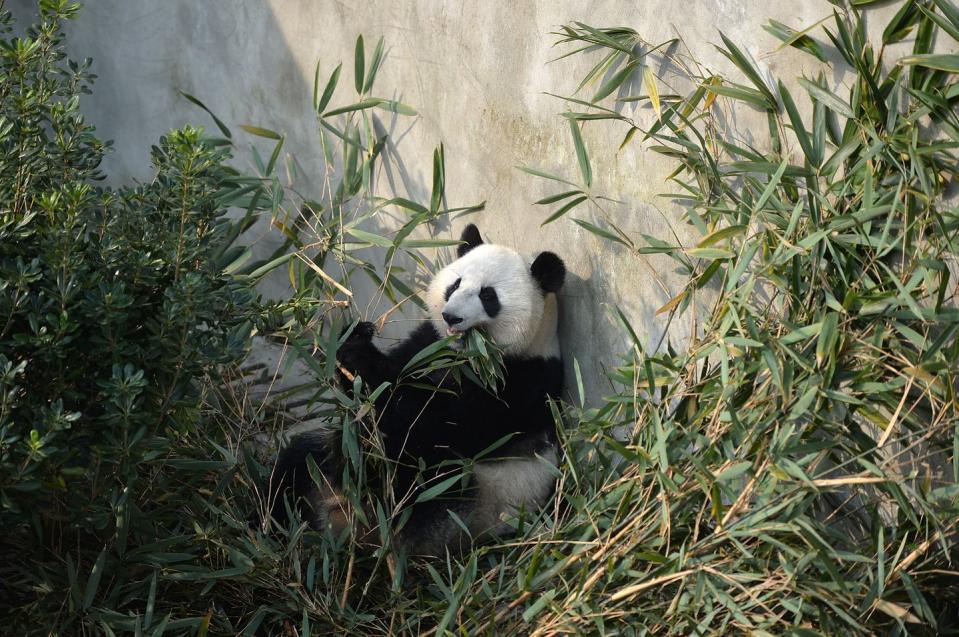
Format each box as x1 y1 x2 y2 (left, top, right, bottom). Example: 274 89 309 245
457 224 483 257
531 252 565 293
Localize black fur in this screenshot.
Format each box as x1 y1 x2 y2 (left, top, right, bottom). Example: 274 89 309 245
479 286 500 318
343 321 561 552
444 277 461 301
268 225 565 555
336 321 561 465
272 320 562 554
531 252 565 293
457 223 484 257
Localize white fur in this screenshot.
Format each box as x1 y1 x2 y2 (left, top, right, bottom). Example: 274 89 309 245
423 241 563 541
526 293 560 359
426 244 560 358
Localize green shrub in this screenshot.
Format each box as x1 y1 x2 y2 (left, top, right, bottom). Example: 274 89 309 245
0 3 266 629
0 5 485 633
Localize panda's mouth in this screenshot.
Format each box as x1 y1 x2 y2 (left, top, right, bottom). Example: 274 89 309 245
446 326 466 338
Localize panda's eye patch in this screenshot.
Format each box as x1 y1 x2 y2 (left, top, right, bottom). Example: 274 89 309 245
479 286 500 318
444 277 461 301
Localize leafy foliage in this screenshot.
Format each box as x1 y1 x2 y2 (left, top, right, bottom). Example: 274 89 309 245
0 5 495 633
519 3 959 634
6 0 959 635
0 3 278 632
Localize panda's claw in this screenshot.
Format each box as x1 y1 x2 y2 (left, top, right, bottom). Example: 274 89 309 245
355 321 376 340
337 321 379 384
342 320 376 343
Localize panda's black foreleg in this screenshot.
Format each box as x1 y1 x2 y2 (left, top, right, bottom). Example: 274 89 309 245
336 321 397 392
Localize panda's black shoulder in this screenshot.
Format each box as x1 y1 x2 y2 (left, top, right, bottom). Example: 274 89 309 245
502 354 564 399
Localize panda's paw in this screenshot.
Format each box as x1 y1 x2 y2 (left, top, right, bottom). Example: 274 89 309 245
337 322 378 380
341 320 376 344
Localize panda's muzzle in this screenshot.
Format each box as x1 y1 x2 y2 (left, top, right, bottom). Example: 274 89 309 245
441 311 468 338
442 312 463 327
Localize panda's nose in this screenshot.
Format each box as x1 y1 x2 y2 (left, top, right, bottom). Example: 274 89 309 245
442 312 463 326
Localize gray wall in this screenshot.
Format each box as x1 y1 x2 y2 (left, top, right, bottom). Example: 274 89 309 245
11 1 893 403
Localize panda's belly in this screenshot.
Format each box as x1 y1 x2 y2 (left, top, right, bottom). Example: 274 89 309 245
469 444 558 535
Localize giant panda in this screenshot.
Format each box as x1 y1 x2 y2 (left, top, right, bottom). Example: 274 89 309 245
269 224 566 556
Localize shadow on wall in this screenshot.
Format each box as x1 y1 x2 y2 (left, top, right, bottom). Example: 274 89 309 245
7 0 453 389
16 0 592 395
9 1 316 299
9 0 740 406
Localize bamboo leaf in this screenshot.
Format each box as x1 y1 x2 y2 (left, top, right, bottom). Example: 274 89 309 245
873 600 922 624
414 474 463 504
542 195 588 225
754 158 788 212
899 53 959 72
933 0 959 36
347 228 394 247
83 548 107 610
376 99 418 116
919 1 959 42
643 65 662 119
180 91 232 138
323 98 416 117
704 81 772 109
882 0 921 45
687 247 734 259
535 189 583 205
518 165 578 187
572 217 629 246
779 81 818 165
593 59 639 102
317 63 342 113
717 32 777 108
354 34 365 94
782 321 823 345
798 77 854 119
400 238 462 248
656 290 688 316
816 312 839 365
697 224 746 247
402 338 454 373
431 144 444 213
715 461 751 482
569 120 593 187
239 124 282 140
363 36 385 93
763 19 828 61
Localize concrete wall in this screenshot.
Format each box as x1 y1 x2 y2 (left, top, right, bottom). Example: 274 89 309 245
11 1 892 403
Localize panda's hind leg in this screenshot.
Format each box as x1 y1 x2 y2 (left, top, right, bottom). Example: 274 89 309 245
395 495 477 557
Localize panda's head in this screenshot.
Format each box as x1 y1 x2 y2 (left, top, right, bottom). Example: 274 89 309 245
426 224 566 358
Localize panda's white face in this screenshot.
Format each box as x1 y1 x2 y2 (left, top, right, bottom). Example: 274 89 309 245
426 244 560 358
